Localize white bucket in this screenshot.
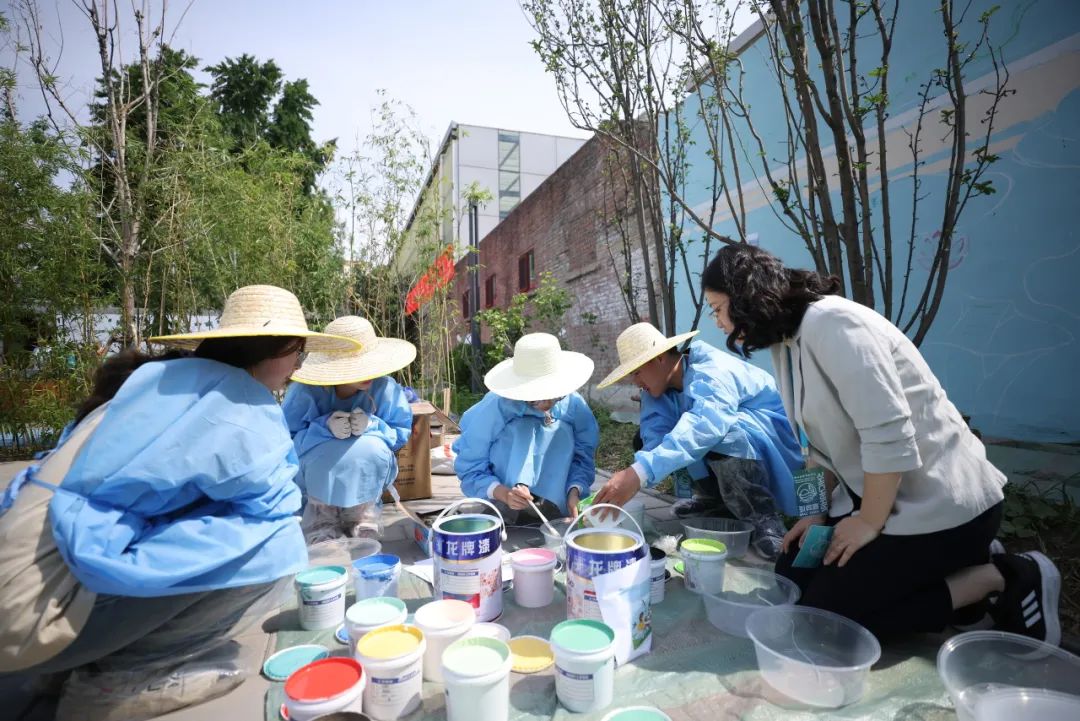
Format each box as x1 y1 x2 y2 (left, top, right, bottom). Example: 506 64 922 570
441 636 513 721
549 618 616 713
354 624 425 721
649 547 667 605
413 598 476 682
680 538 727 594
295 565 349 631
431 498 507 622
510 548 557 608
345 597 408 658
463 622 512 644
352 554 401 600
283 657 366 721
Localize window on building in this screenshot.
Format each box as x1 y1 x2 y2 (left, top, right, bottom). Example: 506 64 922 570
462 290 471 320
485 275 496 308
518 249 536 292
498 132 521 220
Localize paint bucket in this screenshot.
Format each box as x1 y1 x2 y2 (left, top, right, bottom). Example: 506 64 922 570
463 622 512 644
680 538 728 594
564 504 646 622
413 598 476 682
353 624 425 721
441 637 513 721
600 707 673 721
283 657 366 721
649 547 667 605
550 619 616 713
511 548 557 608
352 554 401 600
430 498 507 622
295 566 349 631
309 713 373 721
345 597 408 658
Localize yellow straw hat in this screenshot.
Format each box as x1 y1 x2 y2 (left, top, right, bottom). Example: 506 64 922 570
484 333 594 401
148 285 360 353
291 316 417 386
596 322 699 389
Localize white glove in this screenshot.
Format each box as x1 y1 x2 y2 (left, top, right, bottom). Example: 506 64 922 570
327 410 351 439
350 409 370 436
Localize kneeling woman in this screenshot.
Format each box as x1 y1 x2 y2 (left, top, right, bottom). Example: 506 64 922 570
454 333 599 521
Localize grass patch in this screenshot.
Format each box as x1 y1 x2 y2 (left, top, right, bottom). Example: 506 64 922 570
591 403 637 472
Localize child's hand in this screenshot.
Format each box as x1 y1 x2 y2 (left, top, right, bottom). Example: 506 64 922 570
327 410 351 439
824 516 879 567
782 514 827 554
350 409 369 436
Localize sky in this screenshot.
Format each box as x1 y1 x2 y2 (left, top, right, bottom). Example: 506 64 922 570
2 0 593 158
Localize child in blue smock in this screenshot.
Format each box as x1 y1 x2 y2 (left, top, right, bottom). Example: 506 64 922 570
454 332 599 521
283 316 417 540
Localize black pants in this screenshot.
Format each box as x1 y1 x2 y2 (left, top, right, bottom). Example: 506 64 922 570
775 502 1002 638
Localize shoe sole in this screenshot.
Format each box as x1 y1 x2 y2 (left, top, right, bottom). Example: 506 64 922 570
1023 551 1061 646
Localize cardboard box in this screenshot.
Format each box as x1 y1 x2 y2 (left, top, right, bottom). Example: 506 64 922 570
384 402 435 502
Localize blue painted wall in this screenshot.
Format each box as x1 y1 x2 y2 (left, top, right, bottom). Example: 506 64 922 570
671 0 1080 442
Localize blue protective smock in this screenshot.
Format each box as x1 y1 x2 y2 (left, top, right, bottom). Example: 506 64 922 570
452 392 599 515
0 357 307 597
282 376 412 508
636 340 802 514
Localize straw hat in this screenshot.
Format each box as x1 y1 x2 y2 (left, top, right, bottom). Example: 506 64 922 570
291 316 417 386
148 285 360 353
484 333 594 401
596 322 699 389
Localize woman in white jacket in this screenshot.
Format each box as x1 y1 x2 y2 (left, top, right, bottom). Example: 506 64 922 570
700 243 1061 644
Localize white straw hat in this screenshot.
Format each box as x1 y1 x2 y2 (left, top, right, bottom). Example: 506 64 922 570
596 322 699 389
148 285 360 353
291 316 417 386
484 333 594 401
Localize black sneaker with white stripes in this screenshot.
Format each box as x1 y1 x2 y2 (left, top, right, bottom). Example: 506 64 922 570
989 551 1061 646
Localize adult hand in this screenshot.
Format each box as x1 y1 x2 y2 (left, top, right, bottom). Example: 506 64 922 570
593 466 642 518
494 484 532 511
327 410 351 439
349 409 369 436
567 488 581 520
781 513 827 554
824 515 880 567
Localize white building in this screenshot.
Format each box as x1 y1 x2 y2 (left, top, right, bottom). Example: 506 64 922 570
395 123 586 273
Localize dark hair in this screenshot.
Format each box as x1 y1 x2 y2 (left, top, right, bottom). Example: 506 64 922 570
74 348 191 424
701 244 840 356
194 335 305 369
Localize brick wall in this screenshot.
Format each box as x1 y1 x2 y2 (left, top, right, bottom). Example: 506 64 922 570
450 134 659 408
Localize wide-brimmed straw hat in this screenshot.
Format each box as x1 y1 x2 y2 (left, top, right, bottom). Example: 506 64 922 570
148 285 360 353
596 322 699 389
291 316 417 386
484 333 594 401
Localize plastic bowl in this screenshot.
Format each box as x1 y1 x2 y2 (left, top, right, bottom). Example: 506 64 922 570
973 687 1080 721
937 631 1080 721
681 517 753 558
539 518 574 563
745 605 880 708
703 566 800 637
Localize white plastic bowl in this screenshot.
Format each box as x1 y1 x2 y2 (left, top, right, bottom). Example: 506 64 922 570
745 605 880 708
973 687 1080 721
937 631 1080 721
703 566 800 637
681 517 753 558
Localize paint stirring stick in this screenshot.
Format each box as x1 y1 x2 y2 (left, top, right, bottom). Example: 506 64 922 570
526 497 558 537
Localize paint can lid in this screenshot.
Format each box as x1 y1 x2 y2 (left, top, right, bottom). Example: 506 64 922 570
262 644 330 682
550 619 615 655
508 635 555 673
283 657 364 702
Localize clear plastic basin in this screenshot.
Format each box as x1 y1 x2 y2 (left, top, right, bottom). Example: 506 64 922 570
681 517 753 558
973 688 1080 721
703 566 800 637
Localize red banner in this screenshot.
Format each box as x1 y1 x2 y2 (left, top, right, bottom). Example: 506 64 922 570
405 245 456 315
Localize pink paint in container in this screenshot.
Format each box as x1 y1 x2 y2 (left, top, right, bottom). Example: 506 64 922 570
510 548 557 608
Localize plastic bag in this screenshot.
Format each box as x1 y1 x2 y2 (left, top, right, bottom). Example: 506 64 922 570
592 556 652 664
431 442 456 475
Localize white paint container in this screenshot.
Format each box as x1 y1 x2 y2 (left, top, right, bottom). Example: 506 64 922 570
680 538 728 595
510 548 557 608
353 624 425 721
413 598 476 682
345 597 408 658
441 637 513 721
464 622 512 644
430 498 507 622
352 554 401 600
649 547 667 605
549 618 617 713
283 657 366 721
294 565 348 631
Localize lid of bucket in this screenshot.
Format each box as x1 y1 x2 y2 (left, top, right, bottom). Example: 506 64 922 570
550 619 615 654
346 597 406 627
681 538 727 554
295 566 346 586
511 548 557 568
262 644 330 682
443 637 510 677
508 636 555 673
283 657 363 702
